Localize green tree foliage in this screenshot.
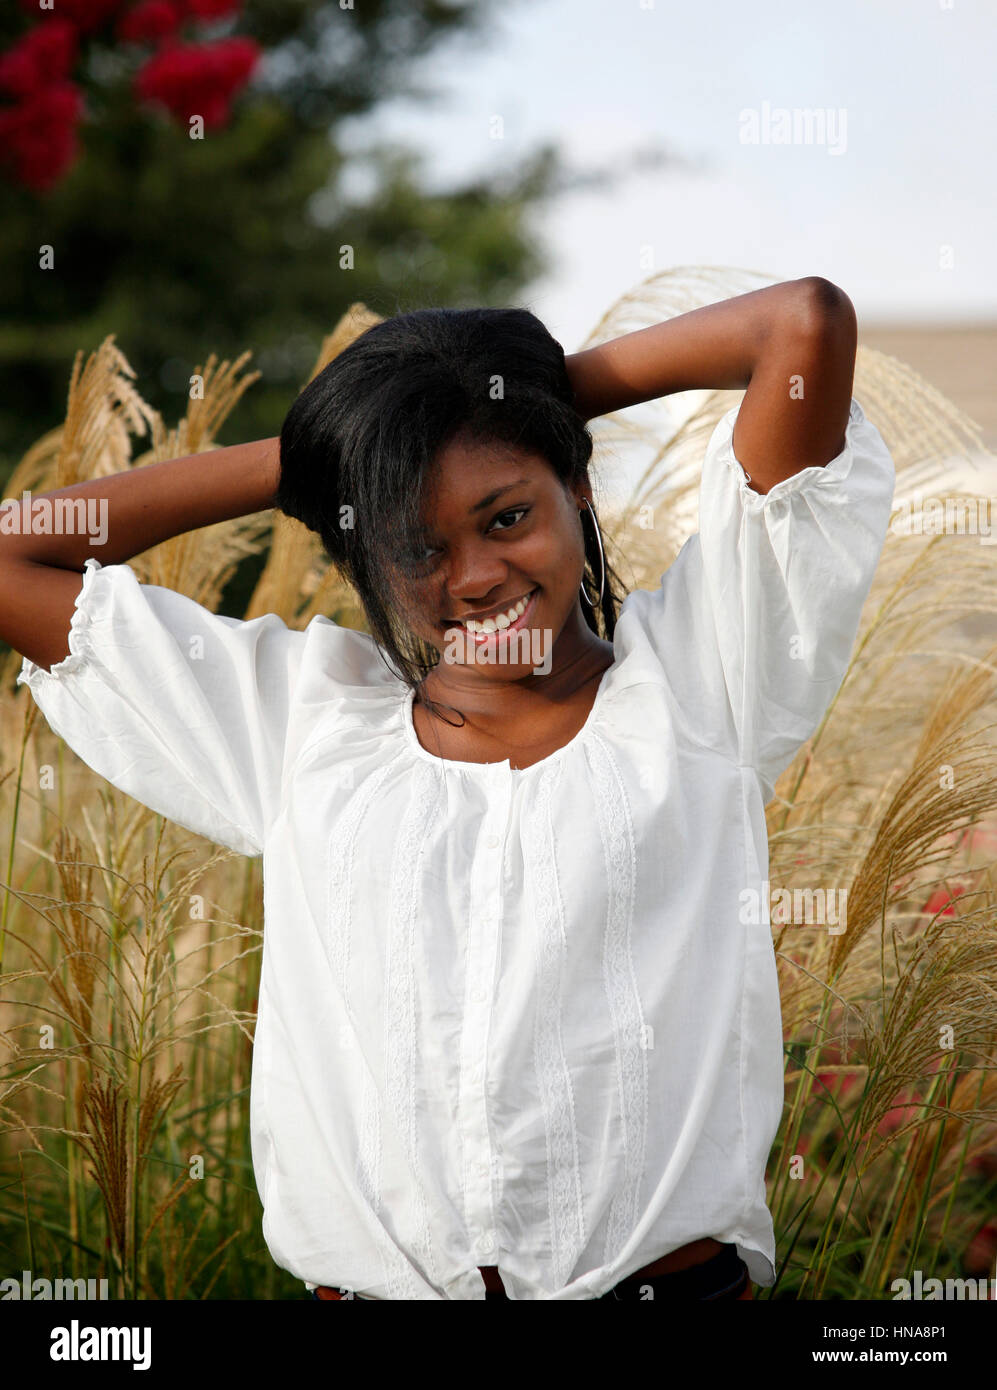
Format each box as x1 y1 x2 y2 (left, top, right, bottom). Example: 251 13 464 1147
0 0 561 471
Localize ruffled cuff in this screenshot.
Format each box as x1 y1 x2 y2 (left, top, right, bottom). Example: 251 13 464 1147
719 397 866 512
16 555 107 686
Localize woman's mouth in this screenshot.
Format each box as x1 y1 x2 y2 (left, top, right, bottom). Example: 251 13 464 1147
442 587 540 644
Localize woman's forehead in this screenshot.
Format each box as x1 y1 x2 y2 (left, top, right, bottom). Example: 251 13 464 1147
419 443 552 516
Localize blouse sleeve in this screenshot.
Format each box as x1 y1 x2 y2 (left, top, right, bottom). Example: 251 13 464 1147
16 557 308 857
618 396 896 801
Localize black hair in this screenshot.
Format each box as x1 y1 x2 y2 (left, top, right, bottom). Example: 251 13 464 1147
275 306 627 726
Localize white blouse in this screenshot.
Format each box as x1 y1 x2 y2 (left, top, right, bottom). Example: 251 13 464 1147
18 396 896 1300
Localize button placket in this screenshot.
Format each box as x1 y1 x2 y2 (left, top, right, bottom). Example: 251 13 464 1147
459 763 512 1264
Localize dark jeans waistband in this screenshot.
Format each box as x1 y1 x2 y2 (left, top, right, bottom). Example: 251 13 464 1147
597 1243 748 1300
310 1243 750 1301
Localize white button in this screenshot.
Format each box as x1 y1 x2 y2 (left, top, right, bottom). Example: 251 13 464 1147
477 1162 489 1176
478 1234 495 1254
486 834 500 848
470 987 486 1002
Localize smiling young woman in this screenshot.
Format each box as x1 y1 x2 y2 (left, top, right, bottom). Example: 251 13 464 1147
396 431 617 772
275 280 858 779
2 281 895 1300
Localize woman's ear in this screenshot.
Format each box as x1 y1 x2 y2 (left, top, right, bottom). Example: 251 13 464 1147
569 472 594 511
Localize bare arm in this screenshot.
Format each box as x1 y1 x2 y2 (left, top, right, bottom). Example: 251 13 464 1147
0 436 280 672
564 276 857 494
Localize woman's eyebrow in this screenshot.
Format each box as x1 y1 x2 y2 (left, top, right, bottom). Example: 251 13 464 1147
468 478 531 514
417 478 533 543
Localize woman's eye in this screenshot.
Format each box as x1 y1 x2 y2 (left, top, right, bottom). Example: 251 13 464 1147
405 509 528 570
397 540 437 572
489 507 529 532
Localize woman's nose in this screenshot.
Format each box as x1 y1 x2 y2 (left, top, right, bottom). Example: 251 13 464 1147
443 540 509 600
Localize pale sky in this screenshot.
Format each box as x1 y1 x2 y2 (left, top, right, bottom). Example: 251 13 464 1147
337 0 996 355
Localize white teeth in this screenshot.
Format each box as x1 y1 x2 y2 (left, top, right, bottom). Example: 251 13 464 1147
463 590 533 634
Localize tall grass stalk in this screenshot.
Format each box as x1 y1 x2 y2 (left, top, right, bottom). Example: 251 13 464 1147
3 283 997 1297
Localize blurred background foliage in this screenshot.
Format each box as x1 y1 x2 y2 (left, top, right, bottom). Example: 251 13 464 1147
0 0 560 480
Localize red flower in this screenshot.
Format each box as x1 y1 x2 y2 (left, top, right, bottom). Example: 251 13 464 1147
0 48 36 98
967 1149 997 1179
0 20 78 96
921 884 965 919
117 0 182 44
821 1072 855 1097
0 82 83 191
134 36 258 127
874 1085 922 1137
962 1220 997 1279
18 0 128 35
816 1067 862 1104
183 0 242 19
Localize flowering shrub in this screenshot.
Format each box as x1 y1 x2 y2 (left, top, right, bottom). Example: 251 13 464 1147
0 82 83 191
118 1 183 45
0 0 260 191
17 0 127 34
0 19 79 94
135 36 258 127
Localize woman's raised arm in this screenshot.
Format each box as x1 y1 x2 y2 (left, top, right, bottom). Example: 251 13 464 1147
0 435 280 672
563 276 856 492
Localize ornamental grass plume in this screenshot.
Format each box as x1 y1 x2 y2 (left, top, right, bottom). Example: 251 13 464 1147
1 273 995 1298
588 267 997 1297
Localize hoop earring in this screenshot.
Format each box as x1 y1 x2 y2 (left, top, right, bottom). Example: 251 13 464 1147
579 497 606 608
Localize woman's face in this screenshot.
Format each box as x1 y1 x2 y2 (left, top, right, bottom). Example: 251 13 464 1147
390 433 594 682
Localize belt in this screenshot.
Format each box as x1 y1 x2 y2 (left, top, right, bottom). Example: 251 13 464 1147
312 1241 747 1300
